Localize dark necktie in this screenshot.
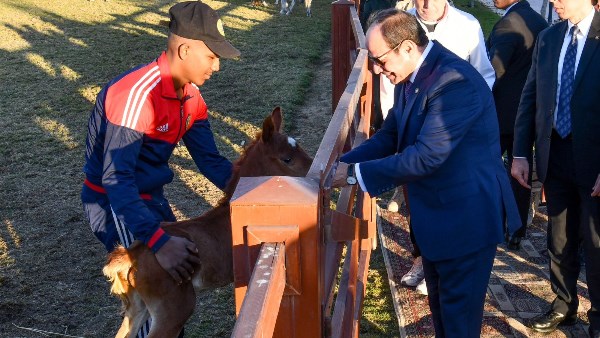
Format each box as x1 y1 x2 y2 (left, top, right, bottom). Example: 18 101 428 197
556 25 579 138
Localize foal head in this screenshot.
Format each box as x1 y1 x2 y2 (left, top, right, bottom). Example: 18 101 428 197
240 106 312 177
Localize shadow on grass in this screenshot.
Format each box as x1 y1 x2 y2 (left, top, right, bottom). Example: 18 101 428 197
0 0 332 336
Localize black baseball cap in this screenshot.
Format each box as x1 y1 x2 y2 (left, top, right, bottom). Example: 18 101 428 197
168 1 241 59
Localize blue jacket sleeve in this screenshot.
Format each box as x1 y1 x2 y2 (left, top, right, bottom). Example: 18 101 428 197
102 123 170 252
346 75 484 196
182 119 233 190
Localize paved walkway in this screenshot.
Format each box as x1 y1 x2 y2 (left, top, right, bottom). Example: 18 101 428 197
377 194 592 337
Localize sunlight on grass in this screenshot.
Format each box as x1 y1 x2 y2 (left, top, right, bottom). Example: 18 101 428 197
78 85 102 104
0 219 21 267
66 36 88 48
170 163 224 207
220 6 275 31
0 0 166 51
210 111 261 139
172 145 193 160
59 64 81 81
1 219 21 248
33 116 78 150
215 134 245 155
109 22 167 38
25 52 56 77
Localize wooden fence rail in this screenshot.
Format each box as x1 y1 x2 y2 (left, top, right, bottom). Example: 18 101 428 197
230 0 376 336
231 242 287 338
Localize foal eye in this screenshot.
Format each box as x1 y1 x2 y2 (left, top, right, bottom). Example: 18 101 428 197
282 157 292 164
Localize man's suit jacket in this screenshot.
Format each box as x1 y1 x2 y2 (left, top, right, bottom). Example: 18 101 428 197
514 12 600 189
486 1 548 135
341 41 521 261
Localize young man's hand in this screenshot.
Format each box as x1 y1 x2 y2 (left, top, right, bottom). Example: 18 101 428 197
155 236 201 284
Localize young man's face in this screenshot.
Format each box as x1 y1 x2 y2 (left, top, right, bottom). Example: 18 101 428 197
366 25 414 85
183 40 220 87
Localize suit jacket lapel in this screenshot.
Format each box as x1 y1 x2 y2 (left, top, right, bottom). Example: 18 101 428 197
397 42 442 137
574 12 600 92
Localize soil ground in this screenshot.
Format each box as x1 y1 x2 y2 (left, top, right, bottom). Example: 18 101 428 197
0 45 333 338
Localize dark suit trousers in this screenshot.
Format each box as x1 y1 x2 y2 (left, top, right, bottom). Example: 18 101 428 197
422 244 497 338
500 134 532 237
545 131 600 330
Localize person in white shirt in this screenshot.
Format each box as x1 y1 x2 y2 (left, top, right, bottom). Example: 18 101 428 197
380 0 495 118
384 0 496 296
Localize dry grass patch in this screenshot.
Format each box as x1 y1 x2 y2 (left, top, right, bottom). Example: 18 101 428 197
0 0 397 336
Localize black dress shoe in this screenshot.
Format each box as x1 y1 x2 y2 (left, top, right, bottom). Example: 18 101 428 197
507 235 522 250
527 311 577 333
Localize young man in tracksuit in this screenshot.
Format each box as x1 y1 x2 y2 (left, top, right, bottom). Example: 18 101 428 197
81 2 240 335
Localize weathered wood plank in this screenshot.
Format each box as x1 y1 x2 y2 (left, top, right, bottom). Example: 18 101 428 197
232 243 286 338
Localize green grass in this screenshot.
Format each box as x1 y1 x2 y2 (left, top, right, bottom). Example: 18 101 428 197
360 242 400 337
0 0 399 336
453 0 500 37
0 0 501 335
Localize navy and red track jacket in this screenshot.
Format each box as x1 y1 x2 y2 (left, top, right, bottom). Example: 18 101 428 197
83 51 232 252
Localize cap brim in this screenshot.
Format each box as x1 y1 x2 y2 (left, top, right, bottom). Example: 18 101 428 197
205 40 241 59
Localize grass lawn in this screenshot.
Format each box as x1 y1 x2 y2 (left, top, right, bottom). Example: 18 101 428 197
0 0 399 336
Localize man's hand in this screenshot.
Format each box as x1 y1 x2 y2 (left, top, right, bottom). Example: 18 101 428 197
331 162 350 188
155 236 201 284
592 174 600 197
511 158 531 189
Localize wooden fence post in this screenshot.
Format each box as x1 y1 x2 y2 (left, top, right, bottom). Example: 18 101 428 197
332 0 356 112
230 176 321 337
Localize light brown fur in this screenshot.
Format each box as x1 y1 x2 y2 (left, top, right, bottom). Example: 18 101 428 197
103 107 312 338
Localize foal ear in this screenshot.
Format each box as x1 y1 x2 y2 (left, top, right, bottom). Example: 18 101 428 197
271 106 283 132
261 106 282 143
261 113 275 143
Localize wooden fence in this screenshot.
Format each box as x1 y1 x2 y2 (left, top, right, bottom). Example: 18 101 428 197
230 1 376 336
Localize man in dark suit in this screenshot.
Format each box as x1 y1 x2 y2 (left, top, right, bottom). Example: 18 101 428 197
486 0 548 250
511 0 600 335
333 9 521 337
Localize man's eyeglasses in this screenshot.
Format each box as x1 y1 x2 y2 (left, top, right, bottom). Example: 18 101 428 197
368 41 404 68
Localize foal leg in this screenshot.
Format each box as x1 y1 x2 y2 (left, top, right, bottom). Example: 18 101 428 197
145 284 196 338
115 289 150 338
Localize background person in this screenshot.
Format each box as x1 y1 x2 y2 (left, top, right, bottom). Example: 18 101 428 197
511 0 600 335
486 0 548 250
